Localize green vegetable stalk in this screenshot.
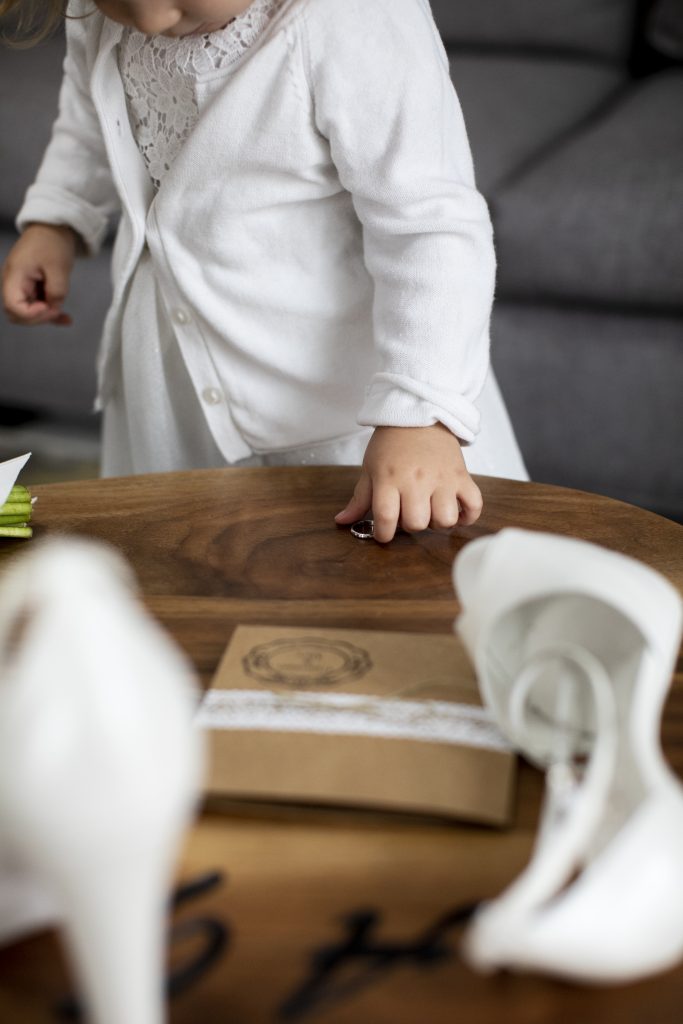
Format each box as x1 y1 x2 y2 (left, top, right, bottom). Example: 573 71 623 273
0 484 33 539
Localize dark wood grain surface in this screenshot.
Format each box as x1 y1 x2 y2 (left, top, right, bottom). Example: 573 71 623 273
0 467 682 1024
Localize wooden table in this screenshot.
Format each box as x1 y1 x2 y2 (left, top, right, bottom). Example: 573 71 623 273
0 468 682 1024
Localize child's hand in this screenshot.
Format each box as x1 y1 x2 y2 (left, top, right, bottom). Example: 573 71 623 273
335 424 483 543
2 223 78 327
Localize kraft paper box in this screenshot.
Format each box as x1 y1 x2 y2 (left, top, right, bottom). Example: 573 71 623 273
196 625 516 825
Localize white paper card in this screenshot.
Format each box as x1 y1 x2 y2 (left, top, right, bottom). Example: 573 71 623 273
0 454 31 508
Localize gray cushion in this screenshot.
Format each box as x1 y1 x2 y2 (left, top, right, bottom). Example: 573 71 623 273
430 0 639 62
647 0 683 59
0 33 65 225
491 301 683 517
492 70 683 308
450 56 625 195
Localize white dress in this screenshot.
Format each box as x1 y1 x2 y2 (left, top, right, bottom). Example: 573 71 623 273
104 0 527 479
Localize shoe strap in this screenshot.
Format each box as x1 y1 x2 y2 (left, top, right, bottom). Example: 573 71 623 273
489 642 618 919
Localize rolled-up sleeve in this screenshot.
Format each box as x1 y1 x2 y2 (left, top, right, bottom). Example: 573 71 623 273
299 0 495 442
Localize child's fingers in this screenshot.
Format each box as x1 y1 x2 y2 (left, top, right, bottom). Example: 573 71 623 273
429 489 462 531
4 295 51 325
42 257 71 310
3 271 35 318
334 473 372 525
3 254 72 326
371 486 401 543
399 491 432 533
454 478 484 526
5 298 71 326
3 272 47 324
52 311 73 326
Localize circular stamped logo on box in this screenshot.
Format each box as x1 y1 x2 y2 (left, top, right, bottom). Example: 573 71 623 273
242 637 372 689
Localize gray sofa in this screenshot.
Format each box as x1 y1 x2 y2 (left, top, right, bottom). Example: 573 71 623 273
1 0 682 517
434 0 683 520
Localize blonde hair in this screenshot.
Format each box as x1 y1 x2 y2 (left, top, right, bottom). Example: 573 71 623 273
0 0 70 45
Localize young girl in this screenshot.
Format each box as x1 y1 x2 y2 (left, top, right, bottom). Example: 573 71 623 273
1 0 527 542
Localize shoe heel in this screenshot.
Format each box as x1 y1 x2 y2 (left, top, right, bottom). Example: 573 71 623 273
454 528 683 983
0 539 202 1022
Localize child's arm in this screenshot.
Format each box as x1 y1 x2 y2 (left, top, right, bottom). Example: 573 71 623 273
335 424 482 543
13 0 119 260
2 224 79 326
301 0 495 540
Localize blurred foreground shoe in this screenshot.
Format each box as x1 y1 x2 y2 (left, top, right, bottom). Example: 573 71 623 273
453 528 683 983
0 538 203 1024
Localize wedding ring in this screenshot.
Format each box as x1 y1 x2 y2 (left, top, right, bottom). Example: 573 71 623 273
350 520 374 540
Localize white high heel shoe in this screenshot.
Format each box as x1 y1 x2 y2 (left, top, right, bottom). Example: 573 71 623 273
0 538 203 1024
453 528 683 983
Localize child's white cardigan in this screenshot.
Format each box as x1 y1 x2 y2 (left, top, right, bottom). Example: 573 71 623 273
17 0 497 461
